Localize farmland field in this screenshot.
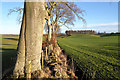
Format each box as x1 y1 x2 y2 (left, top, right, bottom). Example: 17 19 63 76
1 34 120 79
0 35 19 72
58 34 120 79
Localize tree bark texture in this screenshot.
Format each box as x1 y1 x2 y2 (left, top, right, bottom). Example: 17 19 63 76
13 1 46 78
13 12 25 78
25 1 46 73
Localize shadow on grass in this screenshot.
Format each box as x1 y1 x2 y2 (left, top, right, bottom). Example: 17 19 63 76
1 48 17 73
1 48 16 51
3 38 18 41
2 44 12 45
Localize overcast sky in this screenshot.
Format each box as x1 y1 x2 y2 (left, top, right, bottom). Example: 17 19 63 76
0 1 119 34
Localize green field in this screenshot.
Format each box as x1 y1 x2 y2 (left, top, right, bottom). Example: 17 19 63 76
1 34 120 79
0 35 19 72
58 34 120 79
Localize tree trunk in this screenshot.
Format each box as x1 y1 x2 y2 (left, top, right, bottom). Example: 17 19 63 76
25 1 46 74
52 24 55 39
52 25 56 41
13 12 25 78
13 1 46 78
47 19 52 42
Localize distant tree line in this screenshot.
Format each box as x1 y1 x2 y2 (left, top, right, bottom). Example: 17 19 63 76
65 30 120 36
65 30 96 35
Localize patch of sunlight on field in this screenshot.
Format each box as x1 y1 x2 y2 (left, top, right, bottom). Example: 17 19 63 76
1 35 19 72
90 34 100 37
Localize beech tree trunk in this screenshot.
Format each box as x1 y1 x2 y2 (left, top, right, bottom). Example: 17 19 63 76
13 12 25 78
13 1 46 78
25 1 46 73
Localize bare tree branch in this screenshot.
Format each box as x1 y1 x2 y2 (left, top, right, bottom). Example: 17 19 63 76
8 7 23 24
64 2 86 24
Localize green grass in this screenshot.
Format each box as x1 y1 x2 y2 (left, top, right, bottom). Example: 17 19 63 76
57 34 120 79
1 35 19 72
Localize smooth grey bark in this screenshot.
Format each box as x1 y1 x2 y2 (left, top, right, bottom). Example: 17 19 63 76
13 12 25 78
25 1 46 73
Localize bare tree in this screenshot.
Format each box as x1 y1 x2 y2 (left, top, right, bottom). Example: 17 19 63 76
45 2 60 42
51 2 86 41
